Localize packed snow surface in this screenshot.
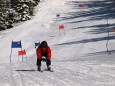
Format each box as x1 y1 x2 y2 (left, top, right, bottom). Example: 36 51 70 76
0 0 115 86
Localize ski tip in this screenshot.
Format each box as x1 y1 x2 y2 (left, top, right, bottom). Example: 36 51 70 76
50 70 54 72
37 70 43 72
37 69 54 72
44 69 54 72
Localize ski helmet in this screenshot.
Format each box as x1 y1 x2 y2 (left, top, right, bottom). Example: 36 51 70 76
40 41 48 47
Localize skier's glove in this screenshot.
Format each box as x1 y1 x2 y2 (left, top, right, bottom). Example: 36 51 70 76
42 58 47 62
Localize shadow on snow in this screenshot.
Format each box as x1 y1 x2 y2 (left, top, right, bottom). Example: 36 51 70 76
55 0 115 34
56 36 115 45
15 69 36 71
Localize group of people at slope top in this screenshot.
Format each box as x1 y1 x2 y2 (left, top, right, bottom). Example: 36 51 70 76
36 41 52 71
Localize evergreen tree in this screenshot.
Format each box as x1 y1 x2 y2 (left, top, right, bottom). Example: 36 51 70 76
0 0 41 30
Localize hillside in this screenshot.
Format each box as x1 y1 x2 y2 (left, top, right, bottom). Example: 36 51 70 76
0 0 115 86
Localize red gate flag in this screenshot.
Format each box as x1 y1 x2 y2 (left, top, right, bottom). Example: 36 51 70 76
18 49 26 56
79 4 84 8
59 25 64 29
113 27 115 32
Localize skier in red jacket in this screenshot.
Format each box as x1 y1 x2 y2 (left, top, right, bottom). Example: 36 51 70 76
36 41 52 71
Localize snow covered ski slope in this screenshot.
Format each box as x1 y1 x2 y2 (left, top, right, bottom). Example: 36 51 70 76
0 0 115 86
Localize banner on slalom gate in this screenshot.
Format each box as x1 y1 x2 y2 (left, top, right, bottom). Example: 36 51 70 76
10 40 22 63
35 42 40 48
59 25 64 29
58 24 65 36
113 27 115 32
11 40 22 48
79 4 84 8
18 49 26 56
18 49 27 62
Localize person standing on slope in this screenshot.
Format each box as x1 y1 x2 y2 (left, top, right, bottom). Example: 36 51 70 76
36 41 52 71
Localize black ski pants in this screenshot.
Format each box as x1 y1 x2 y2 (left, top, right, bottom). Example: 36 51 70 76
37 54 51 66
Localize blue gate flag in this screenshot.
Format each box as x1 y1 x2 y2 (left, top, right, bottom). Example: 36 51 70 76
11 41 22 48
35 42 40 48
10 40 22 63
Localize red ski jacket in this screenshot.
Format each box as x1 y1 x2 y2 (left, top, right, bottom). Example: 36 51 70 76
36 46 52 60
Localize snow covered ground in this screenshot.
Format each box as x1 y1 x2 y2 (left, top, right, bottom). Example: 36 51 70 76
0 0 115 86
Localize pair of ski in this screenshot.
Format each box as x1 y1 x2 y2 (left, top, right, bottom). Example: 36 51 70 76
38 69 54 72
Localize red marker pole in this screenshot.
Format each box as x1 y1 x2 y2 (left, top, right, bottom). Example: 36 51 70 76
79 3 84 12
113 27 115 32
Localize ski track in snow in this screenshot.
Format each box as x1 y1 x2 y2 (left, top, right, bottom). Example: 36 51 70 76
0 0 115 86
1 62 114 86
